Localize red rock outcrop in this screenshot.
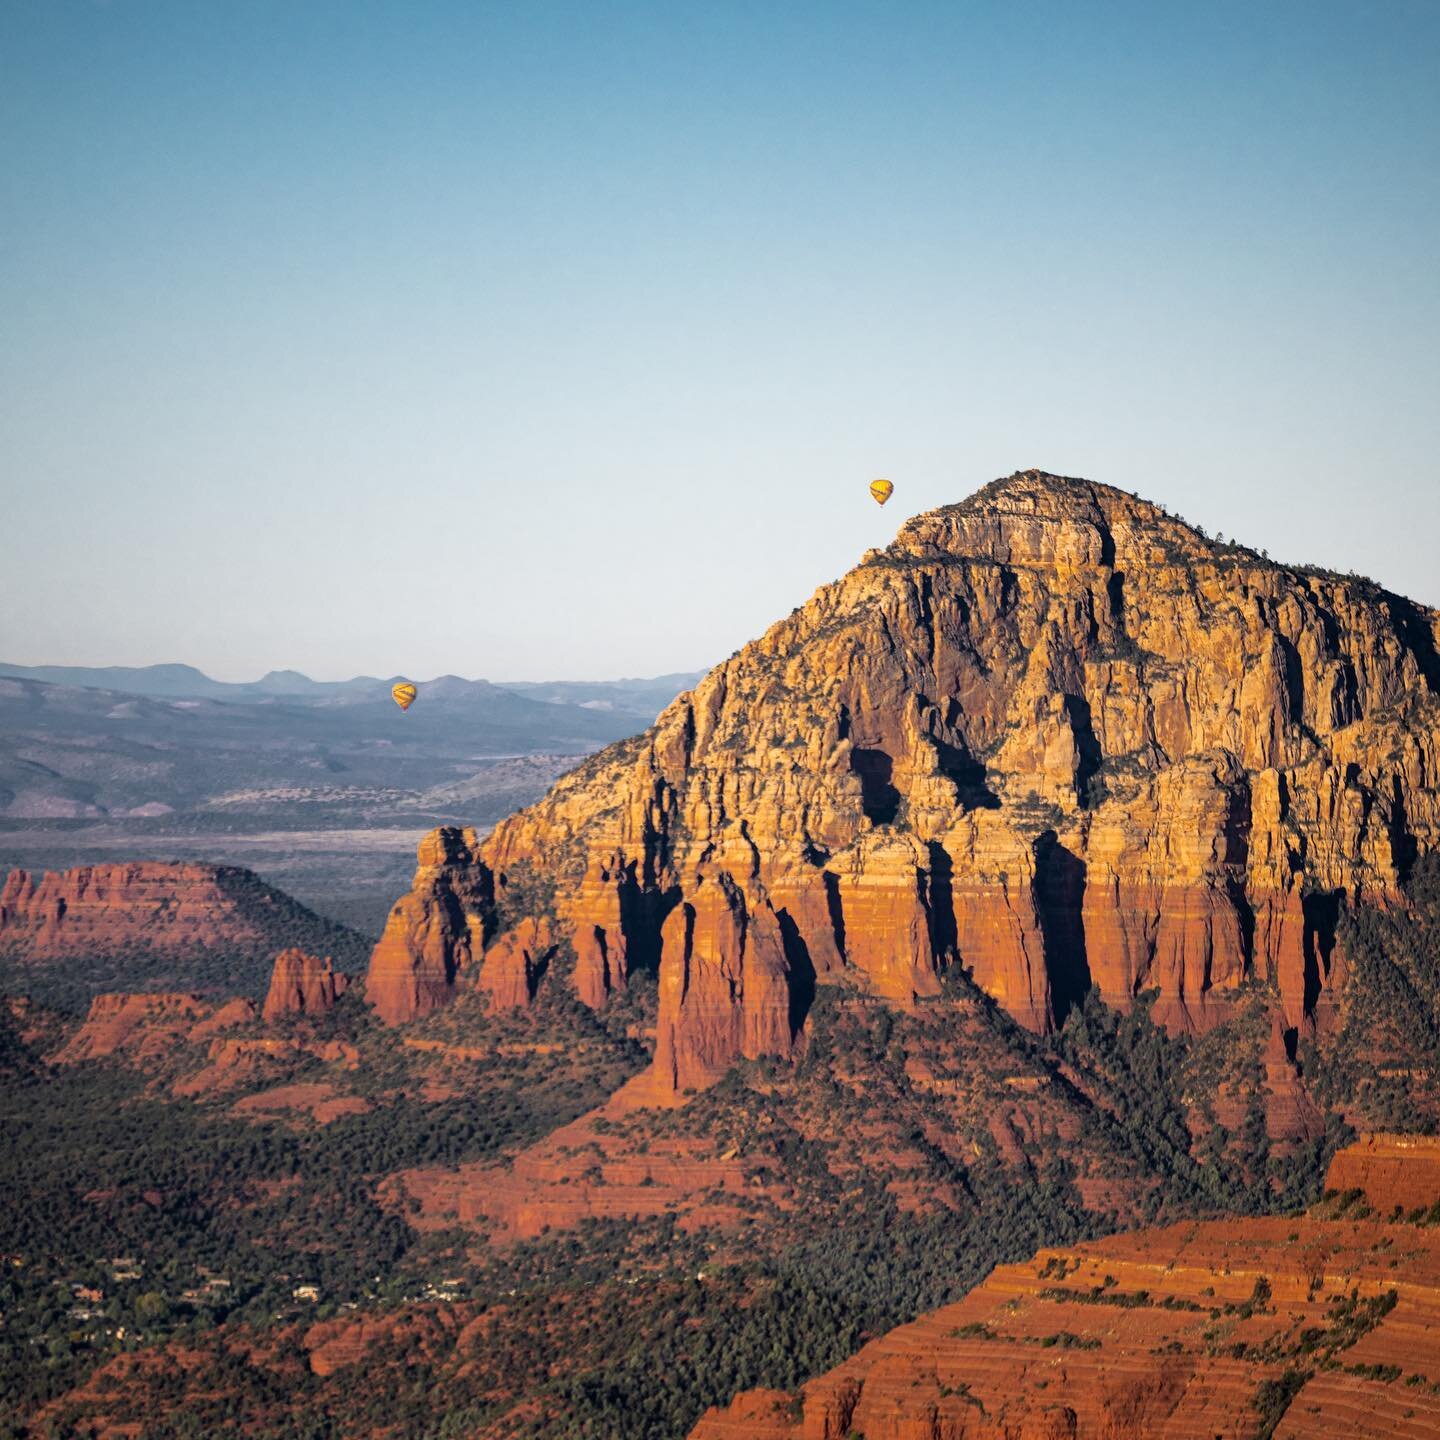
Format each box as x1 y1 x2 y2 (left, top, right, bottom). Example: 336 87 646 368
302 1311 441 1377
0 862 365 1007
383 1108 759 1241
692 1204 1440 1440
655 875 795 1089
365 829 491 1024
563 849 635 1008
262 949 350 1022
367 472 1440 1097
1259 1013 1324 1142
55 992 223 1062
0 863 279 958
230 1082 371 1125
53 989 371 1112
1326 1133 1440 1214
171 1034 359 1100
475 916 552 1011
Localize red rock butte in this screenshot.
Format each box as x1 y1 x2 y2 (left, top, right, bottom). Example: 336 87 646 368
2 862 296 959
366 471 1440 1093
262 949 351 1023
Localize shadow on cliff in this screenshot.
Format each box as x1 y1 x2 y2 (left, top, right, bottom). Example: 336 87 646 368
1301 888 1343 1018
851 747 901 825
776 910 818 1039
1384 590 1440 695
1064 697 1104 808
618 880 680 980
935 740 1000 810
1035 831 1091 1027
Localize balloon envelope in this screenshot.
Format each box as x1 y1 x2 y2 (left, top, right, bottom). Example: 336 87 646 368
869 478 894 506
391 682 418 711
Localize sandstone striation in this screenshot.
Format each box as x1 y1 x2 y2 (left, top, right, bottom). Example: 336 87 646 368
0 862 367 1008
1325 1133 1440 1214
692 1203 1440 1439
366 472 1440 1096
365 829 491 1024
52 986 371 1113
171 1035 359 1102
476 916 552 1012
1 863 284 958
301 1311 450 1378
55 992 225 1063
230 1081 371 1125
384 1111 761 1241
262 949 351 1022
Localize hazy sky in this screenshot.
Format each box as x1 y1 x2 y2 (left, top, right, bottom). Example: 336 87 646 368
2 0 1437 682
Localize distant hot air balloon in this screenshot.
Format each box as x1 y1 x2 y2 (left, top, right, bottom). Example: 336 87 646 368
869 478 894 506
391 681 418 712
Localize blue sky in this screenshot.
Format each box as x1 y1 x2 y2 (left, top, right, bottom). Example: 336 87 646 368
2 0 1437 681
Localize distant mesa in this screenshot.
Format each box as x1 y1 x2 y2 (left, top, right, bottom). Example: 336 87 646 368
0 862 369 1008
0 863 286 960
363 470 1440 1103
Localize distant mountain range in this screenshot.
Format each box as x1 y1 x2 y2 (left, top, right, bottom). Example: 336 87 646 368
0 663 702 827
0 661 702 719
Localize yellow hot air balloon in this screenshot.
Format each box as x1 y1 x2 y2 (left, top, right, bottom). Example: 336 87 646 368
391 681 418 712
869 478 894 506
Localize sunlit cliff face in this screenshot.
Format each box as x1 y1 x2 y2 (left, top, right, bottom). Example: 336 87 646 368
367 471 1440 1092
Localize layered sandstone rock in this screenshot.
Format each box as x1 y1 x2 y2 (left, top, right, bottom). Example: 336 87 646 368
692 1204 1440 1439
230 1082 371 1125
383 1108 760 1241
0 863 276 958
172 1034 359 1101
367 471 1440 1096
475 915 555 1010
655 876 795 1089
55 992 226 1063
303 1313 431 1378
53 988 369 1110
366 829 491 1024
262 949 350 1022
0 863 365 1001
1326 1133 1440 1214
